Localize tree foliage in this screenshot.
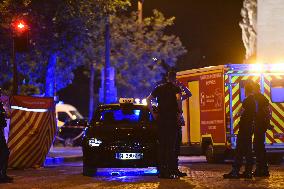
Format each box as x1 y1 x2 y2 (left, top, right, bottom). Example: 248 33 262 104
0 0 186 101
0 0 84 94
0 0 130 95
110 10 187 98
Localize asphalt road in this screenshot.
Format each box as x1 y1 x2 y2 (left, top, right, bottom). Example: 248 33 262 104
1 158 284 189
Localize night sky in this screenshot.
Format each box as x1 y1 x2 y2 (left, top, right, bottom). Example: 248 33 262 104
140 0 245 69
59 0 245 117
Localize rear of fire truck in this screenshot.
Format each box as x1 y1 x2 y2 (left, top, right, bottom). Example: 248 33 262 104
225 64 284 164
177 63 284 163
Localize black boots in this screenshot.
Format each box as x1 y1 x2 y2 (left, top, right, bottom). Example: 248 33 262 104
253 168 270 177
240 171 253 179
158 166 180 179
158 171 179 179
223 169 253 179
223 169 240 179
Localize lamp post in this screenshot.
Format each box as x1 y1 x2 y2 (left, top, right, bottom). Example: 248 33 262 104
104 15 111 103
99 15 117 104
138 0 144 23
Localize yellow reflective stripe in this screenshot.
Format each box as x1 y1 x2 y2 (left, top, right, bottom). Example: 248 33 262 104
264 82 270 90
242 76 249 81
234 117 240 127
272 111 284 129
177 70 223 78
231 76 239 83
270 122 283 135
224 75 228 80
265 131 273 143
232 96 240 107
234 104 242 116
213 143 226 145
232 84 239 94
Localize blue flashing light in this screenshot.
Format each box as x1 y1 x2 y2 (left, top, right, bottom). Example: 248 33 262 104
94 167 158 177
134 110 140 116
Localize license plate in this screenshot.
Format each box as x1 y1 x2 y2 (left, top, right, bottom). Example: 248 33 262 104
115 153 143 160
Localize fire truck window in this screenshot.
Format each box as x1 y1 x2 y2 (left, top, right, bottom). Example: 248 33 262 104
270 80 284 103
58 112 69 122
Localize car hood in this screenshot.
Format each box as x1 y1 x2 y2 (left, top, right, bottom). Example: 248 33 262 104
86 124 157 142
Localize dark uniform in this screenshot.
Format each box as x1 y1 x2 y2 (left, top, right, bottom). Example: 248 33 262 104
151 82 181 178
0 101 12 182
224 94 255 179
174 81 191 177
253 92 270 176
234 94 255 173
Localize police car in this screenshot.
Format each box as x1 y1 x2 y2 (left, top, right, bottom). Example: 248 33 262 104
82 98 158 176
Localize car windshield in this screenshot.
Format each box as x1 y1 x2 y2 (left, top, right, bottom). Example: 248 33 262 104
95 105 153 125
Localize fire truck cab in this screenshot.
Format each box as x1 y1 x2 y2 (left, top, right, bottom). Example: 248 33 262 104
177 64 284 163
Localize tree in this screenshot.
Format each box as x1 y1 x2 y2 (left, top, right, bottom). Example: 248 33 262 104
73 0 130 119
81 9 186 118
110 10 187 98
0 0 86 96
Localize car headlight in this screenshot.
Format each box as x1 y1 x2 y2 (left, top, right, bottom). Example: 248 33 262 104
88 138 102 147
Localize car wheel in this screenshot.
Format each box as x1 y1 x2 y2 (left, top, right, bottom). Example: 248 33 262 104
205 144 214 163
205 144 224 163
83 166 97 177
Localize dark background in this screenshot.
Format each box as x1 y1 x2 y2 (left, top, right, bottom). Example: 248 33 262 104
58 0 245 117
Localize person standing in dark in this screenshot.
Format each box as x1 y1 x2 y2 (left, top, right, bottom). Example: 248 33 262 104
147 70 182 179
0 89 13 183
253 83 271 177
174 80 192 177
223 81 255 179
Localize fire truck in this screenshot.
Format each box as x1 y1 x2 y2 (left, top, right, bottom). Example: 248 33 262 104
177 64 284 163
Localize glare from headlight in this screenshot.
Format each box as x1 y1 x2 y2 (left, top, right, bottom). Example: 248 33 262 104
88 138 102 147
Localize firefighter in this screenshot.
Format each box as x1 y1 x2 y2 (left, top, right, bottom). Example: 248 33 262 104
0 89 13 183
223 81 255 179
253 83 271 177
147 70 182 179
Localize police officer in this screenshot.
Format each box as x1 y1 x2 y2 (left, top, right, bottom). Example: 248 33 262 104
147 70 182 179
223 81 255 179
174 80 192 177
253 84 271 177
0 89 13 183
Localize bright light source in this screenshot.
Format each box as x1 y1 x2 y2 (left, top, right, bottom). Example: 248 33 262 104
249 63 264 73
17 22 25 29
270 63 284 72
88 138 102 147
141 99 147 105
134 98 140 104
15 20 27 31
